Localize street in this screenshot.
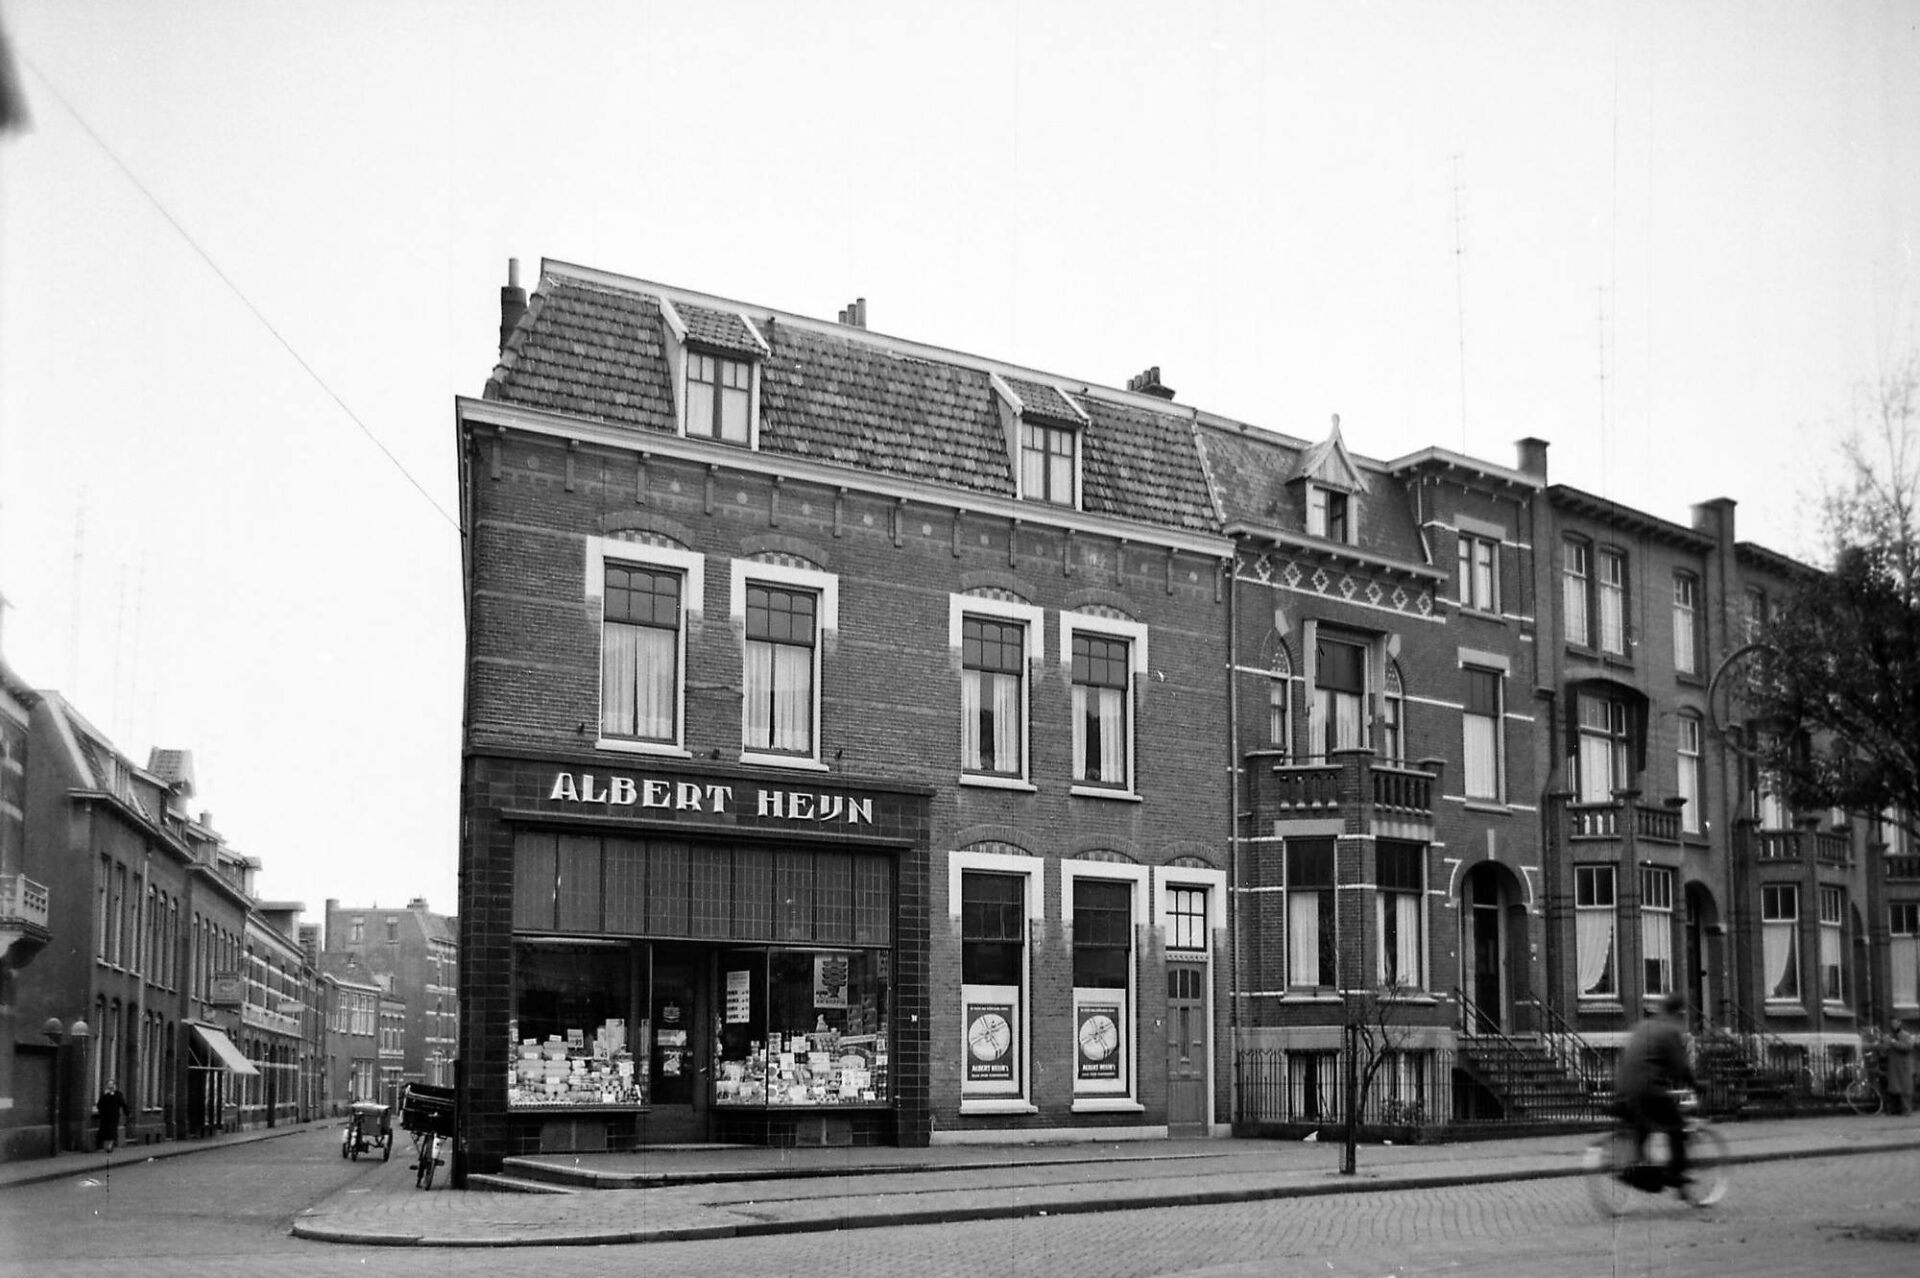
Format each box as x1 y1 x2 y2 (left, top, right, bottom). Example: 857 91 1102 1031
0 1126 1914 1277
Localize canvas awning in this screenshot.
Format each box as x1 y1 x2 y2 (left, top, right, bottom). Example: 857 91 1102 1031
189 1023 260 1076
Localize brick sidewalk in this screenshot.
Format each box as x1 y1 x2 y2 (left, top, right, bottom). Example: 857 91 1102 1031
285 1111 1920 1248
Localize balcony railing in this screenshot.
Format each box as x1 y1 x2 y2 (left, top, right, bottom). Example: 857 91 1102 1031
0 873 51 933
1567 800 1684 845
1271 764 1341 812
1754 828 1853 866
1265 754 1438 822
1887 855 1920 882
1372 765 1433 815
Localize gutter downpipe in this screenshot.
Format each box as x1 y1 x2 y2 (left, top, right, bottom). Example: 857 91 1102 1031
1226 551 1242 1130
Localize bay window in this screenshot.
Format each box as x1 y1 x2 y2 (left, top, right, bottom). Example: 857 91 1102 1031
1762 884 1799 1001
1575 865 1617 999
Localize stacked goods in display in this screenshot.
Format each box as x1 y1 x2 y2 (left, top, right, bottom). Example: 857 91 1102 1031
715 1024 889 1107
508 1021 647 1108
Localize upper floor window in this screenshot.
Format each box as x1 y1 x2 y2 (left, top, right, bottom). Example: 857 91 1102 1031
1562 540 1591 645
1677 712 1704 834
1672 573 1701 674
1072 633 1131 788
1744 587 1769 643
1267 648 1293 755
1462 667 1503 801
1021 421 1076 506
744 585 817 757
1457 532 1499 612
1313 635 1369 757
686 351 751 443
1307 485 1351 542
1575 692 1631 804
1380 663 1405 764
602 565 681 743
961 615 1027 778
1597 549 1628 655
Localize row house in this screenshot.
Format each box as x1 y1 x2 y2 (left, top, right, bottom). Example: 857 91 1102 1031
320 969 381 1114
455 259 1913 1169
321 897 459 1092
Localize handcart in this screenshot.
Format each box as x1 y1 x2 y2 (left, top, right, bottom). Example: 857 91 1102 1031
398 1082 456 1189
341 1100 392 1161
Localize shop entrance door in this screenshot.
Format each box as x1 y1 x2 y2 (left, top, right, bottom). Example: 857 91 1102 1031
647 947 708 1142
1165 964 1208 1137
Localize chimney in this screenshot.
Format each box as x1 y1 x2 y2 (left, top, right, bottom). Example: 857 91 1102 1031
408 896 428 911
1126 366 1176 400
1514 437 1549 479
499 258 529 353
836 298 867 329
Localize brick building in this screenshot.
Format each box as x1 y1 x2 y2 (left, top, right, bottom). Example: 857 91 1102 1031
456 258 1916 1170
321 897 458 1098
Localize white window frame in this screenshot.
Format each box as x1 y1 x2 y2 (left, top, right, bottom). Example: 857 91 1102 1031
660 298 766 448
1156 865 1227 956
1641 866 1674 998
1672 573 1700 675
1286 837 1338 990
951 849 1044 1111
1598 548 1628 655
730 559 838 769
1060 613 1149 799
1019 419 1080 507
1062 861 1150 1107
1456 531 1499 613
1677 713 1704 834
1309 626 1373 759
1819 885 1845 1004
1306 484 1355 543
1461 665 1504 802
587 539 703 756
1576 693 1630 805
1563 539 1591 646
1761 883 1800 1002
1890 902 1919 1009
949 595 1044 790
1374 842 1426 991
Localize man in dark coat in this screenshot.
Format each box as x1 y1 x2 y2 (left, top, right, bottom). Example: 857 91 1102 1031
1613 992 1695 1187
94 1082 128 1153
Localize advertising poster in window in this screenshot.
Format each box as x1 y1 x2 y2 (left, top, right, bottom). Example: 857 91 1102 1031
964 1001 1016 1083
725 969 752 1024
813 954 849 1009
1075 1001 1123 1082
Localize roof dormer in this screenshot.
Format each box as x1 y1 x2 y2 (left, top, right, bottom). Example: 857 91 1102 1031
1293 415 1370 544
991 373 1090 509
659 296 771 448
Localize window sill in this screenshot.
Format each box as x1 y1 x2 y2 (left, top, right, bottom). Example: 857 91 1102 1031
1461 800 1513 817
594 738 692 758
1379 992 1438 1005
738 752 829 772
1822 1004 1854 1018
1455 605 1504 623
1070 1098 1145 1114
1763 1002 1809 1018
1675 672 1706 688
1283 992 1345 1004
1577 1000 1625 1013
960 1099 1039 1115
958 775 1039 794
1070 786 1142 803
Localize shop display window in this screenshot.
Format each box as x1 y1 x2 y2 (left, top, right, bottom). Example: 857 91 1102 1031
510 941 649 1109
714 948 890 1106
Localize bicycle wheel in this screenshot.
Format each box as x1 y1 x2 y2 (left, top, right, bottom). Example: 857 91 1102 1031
1844 1077 1882 1117
380 1130 392 1162
1680 1126 1729 1208
348 1122 361 1161
417 1132 438 1190
1582 1130 1635 1218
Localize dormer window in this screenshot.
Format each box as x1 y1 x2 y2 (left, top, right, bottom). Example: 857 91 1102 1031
1021 421 1077 505
1307 485 1350 542
686 352 751 443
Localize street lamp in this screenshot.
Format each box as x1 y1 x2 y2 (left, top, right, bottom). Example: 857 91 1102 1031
41 1017 91 1157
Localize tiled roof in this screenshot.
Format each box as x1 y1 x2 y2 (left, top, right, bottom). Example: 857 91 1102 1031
1002 376 1083 424
487 267 1225 536
487 279 675 429
1198 423 1425 565
675 301 763 356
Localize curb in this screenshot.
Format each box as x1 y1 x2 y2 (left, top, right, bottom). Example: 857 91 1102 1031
289 1134 1920 1248
2 1121 331 1192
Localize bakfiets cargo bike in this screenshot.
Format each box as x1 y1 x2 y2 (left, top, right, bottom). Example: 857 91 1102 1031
340 1098 392 1161
1582 1088 1729 1215
399 1082 456 1189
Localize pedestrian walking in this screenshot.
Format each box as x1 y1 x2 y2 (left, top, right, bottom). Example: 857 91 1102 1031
93 1081 128 1152
1887 1022 1915 1116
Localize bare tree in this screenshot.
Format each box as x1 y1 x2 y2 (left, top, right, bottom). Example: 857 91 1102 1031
1339 981 1418 1175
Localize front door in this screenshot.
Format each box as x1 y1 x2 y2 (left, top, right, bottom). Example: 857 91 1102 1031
1165 964 1208 1137
1467 866 1504 1032
646 947 708 1142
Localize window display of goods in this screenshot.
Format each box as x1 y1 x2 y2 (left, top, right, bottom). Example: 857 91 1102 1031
715 1029 890 1107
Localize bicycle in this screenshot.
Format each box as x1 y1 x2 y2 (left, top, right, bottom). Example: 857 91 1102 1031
1582 1089 1728 1215
340 1100 393 1162
399 1082 455 1190
1840 1060 1884 1117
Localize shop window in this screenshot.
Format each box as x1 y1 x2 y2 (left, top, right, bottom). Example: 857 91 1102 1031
1762 884 1799 1001
1376 841 1424 989
961 870 1027 1099
714 948 891 1108
1642 866 1674 997
1286 838 1336 989
1575 865 1617 999
1070 874 1137 1098
510 941 646 1110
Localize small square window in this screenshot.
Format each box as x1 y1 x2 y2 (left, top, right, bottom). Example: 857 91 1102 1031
1307 486 1351 542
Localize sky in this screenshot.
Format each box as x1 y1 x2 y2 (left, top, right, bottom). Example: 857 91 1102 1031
1 1 1915 924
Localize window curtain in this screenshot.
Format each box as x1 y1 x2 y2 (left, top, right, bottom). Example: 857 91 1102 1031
1641 912 1672 994
1379 892 1421 986
1073 685 1125 782
962 672 1021 772
1577 908 1615 996
1892 936 1918 1007
600 624 674 738
1563 571 1588 643
1673 604 1696 672
1820 924 1843 1001
961 673 982 768
772 644 812 750
1764 923 1798 999
1577 731 1616 804
1464 715 1498 798
1289 891 1322 987
1678 751 1701 832
743 643 772 747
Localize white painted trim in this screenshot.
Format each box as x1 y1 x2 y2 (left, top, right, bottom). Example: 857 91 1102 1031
730 558 839 767
949 594 1046 785
1456 647 1511 672
1059 612 1149 795
582 538 704 753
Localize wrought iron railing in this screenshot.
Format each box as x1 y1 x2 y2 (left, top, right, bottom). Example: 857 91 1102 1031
1235 1046 1441 1130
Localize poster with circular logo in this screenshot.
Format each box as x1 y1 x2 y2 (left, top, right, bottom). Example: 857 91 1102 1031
964 1004 1014 1081
1076 1004 1122 1081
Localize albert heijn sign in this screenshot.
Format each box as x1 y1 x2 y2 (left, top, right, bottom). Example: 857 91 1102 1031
546 769 879 828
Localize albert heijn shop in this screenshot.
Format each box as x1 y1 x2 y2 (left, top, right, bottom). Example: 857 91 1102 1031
458 750 932 1169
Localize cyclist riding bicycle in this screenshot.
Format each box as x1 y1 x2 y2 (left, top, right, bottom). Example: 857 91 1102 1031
1613 991 1695 1191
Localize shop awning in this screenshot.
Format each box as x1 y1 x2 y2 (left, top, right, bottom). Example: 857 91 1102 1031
189 1023 260 1076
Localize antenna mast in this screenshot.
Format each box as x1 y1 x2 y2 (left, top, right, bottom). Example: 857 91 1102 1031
69 497 85 693
1451 154 1468 449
